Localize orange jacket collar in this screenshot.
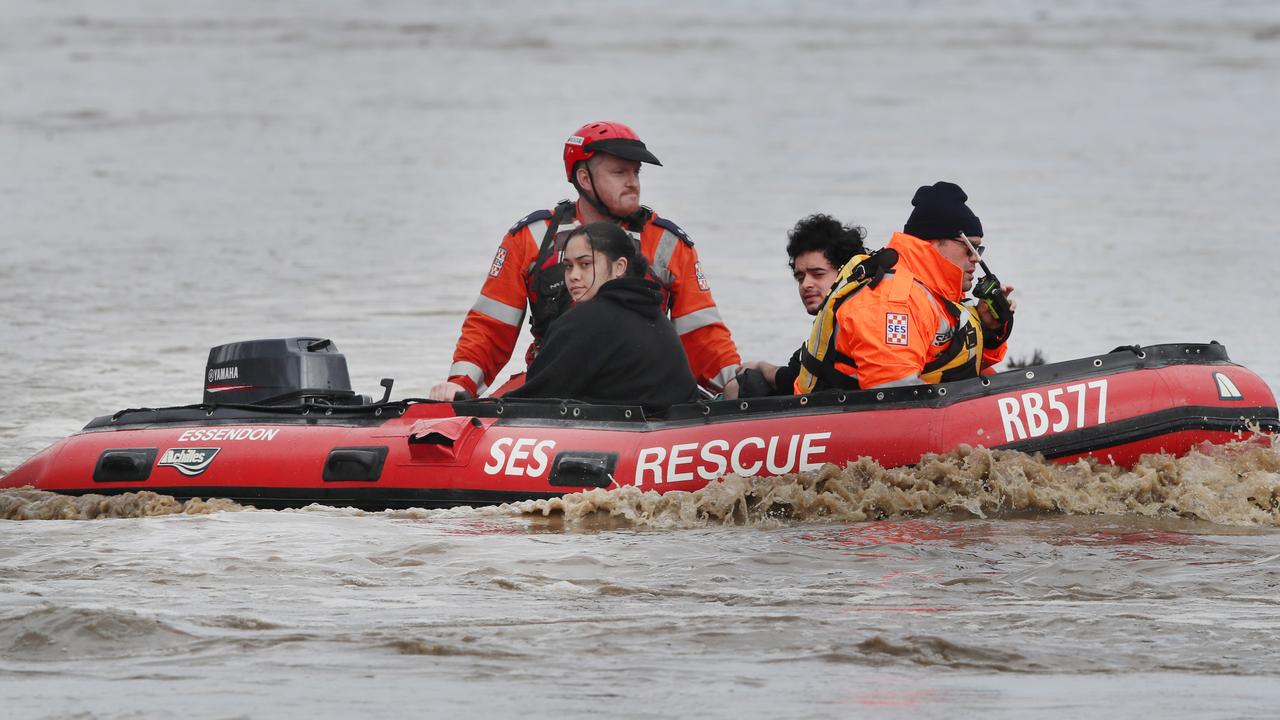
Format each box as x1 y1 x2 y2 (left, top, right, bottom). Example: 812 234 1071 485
887 232 965 303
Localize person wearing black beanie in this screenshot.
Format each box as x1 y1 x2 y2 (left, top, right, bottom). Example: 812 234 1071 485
793 181 1015 393
903 181 984 241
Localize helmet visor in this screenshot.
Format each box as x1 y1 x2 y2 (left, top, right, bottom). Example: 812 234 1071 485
586 138 662 166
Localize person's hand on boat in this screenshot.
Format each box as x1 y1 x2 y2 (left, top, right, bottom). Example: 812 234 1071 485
723 361 779 399
976 284 1015 330
429 380 467 401
743 360 780 387
722 376 740 400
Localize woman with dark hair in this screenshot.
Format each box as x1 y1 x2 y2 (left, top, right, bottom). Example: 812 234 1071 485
506 222 697 408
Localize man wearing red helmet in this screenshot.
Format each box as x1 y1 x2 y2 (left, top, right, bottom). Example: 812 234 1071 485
429 121 741 401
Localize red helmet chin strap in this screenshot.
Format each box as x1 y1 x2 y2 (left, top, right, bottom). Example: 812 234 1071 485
574 160 627 222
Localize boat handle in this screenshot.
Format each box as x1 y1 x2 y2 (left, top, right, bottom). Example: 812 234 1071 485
93 448 158 483
548 451 618 488
323 446 388 482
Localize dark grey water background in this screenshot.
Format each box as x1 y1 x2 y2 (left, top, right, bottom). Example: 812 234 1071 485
2 1 1280 717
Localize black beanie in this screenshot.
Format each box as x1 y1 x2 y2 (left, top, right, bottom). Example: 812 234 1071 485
903 181 983 240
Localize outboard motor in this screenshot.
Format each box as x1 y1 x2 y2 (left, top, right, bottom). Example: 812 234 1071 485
204 337 359 406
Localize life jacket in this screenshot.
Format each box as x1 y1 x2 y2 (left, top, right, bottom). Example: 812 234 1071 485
916 292 986 384
524 201 666 342
794 249 986 393
794 251 884 393
525 200 580 340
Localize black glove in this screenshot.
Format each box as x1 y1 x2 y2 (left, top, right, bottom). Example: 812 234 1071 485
974 274 1014 346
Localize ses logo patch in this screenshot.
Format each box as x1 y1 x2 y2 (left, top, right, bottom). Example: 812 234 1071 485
885 313 909 346
158 448 221 476
695 261 709 291
488 247 508 278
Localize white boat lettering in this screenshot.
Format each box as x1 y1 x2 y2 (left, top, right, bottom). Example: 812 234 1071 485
482 437 556 477
207 366 239 382
998 379 1108 443
698 439 730 481
177 428 280 442
730 437 765 476
666 442 700 483
636 432 831 487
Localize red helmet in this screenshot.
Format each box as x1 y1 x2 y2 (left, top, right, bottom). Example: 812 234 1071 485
563 121 662 181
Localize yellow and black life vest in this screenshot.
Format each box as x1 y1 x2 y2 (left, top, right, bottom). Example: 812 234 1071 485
916 294 985 384
794 250 987 393
794 251 889 393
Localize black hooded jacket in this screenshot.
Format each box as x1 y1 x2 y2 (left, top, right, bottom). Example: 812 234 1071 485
507 277 696 407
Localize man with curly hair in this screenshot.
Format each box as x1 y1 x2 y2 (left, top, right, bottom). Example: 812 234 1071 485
725 214 867 398
787 214 868 316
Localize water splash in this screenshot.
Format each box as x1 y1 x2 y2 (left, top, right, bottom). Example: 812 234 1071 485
505 439 1280 529
0 486 246 520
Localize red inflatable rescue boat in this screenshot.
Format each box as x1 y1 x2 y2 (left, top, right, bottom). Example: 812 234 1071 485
3 338 1276 510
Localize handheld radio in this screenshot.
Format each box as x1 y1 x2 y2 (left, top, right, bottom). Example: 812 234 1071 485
960 232 1011 323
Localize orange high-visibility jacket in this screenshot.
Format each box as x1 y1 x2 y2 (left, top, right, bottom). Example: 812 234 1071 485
798 232 1007 391
445 202 741 395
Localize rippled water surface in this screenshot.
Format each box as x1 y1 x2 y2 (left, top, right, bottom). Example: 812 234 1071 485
5 485 1280 719
3 0 1280 717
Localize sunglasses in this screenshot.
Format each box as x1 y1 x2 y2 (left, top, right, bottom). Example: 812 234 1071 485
943 237 985 257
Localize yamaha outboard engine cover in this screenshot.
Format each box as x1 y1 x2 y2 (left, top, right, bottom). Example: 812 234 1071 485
204 337 357 406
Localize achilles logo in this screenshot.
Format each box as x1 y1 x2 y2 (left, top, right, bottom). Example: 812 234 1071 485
158 448 221 476
1214 372 1244 400
207 366 239 383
